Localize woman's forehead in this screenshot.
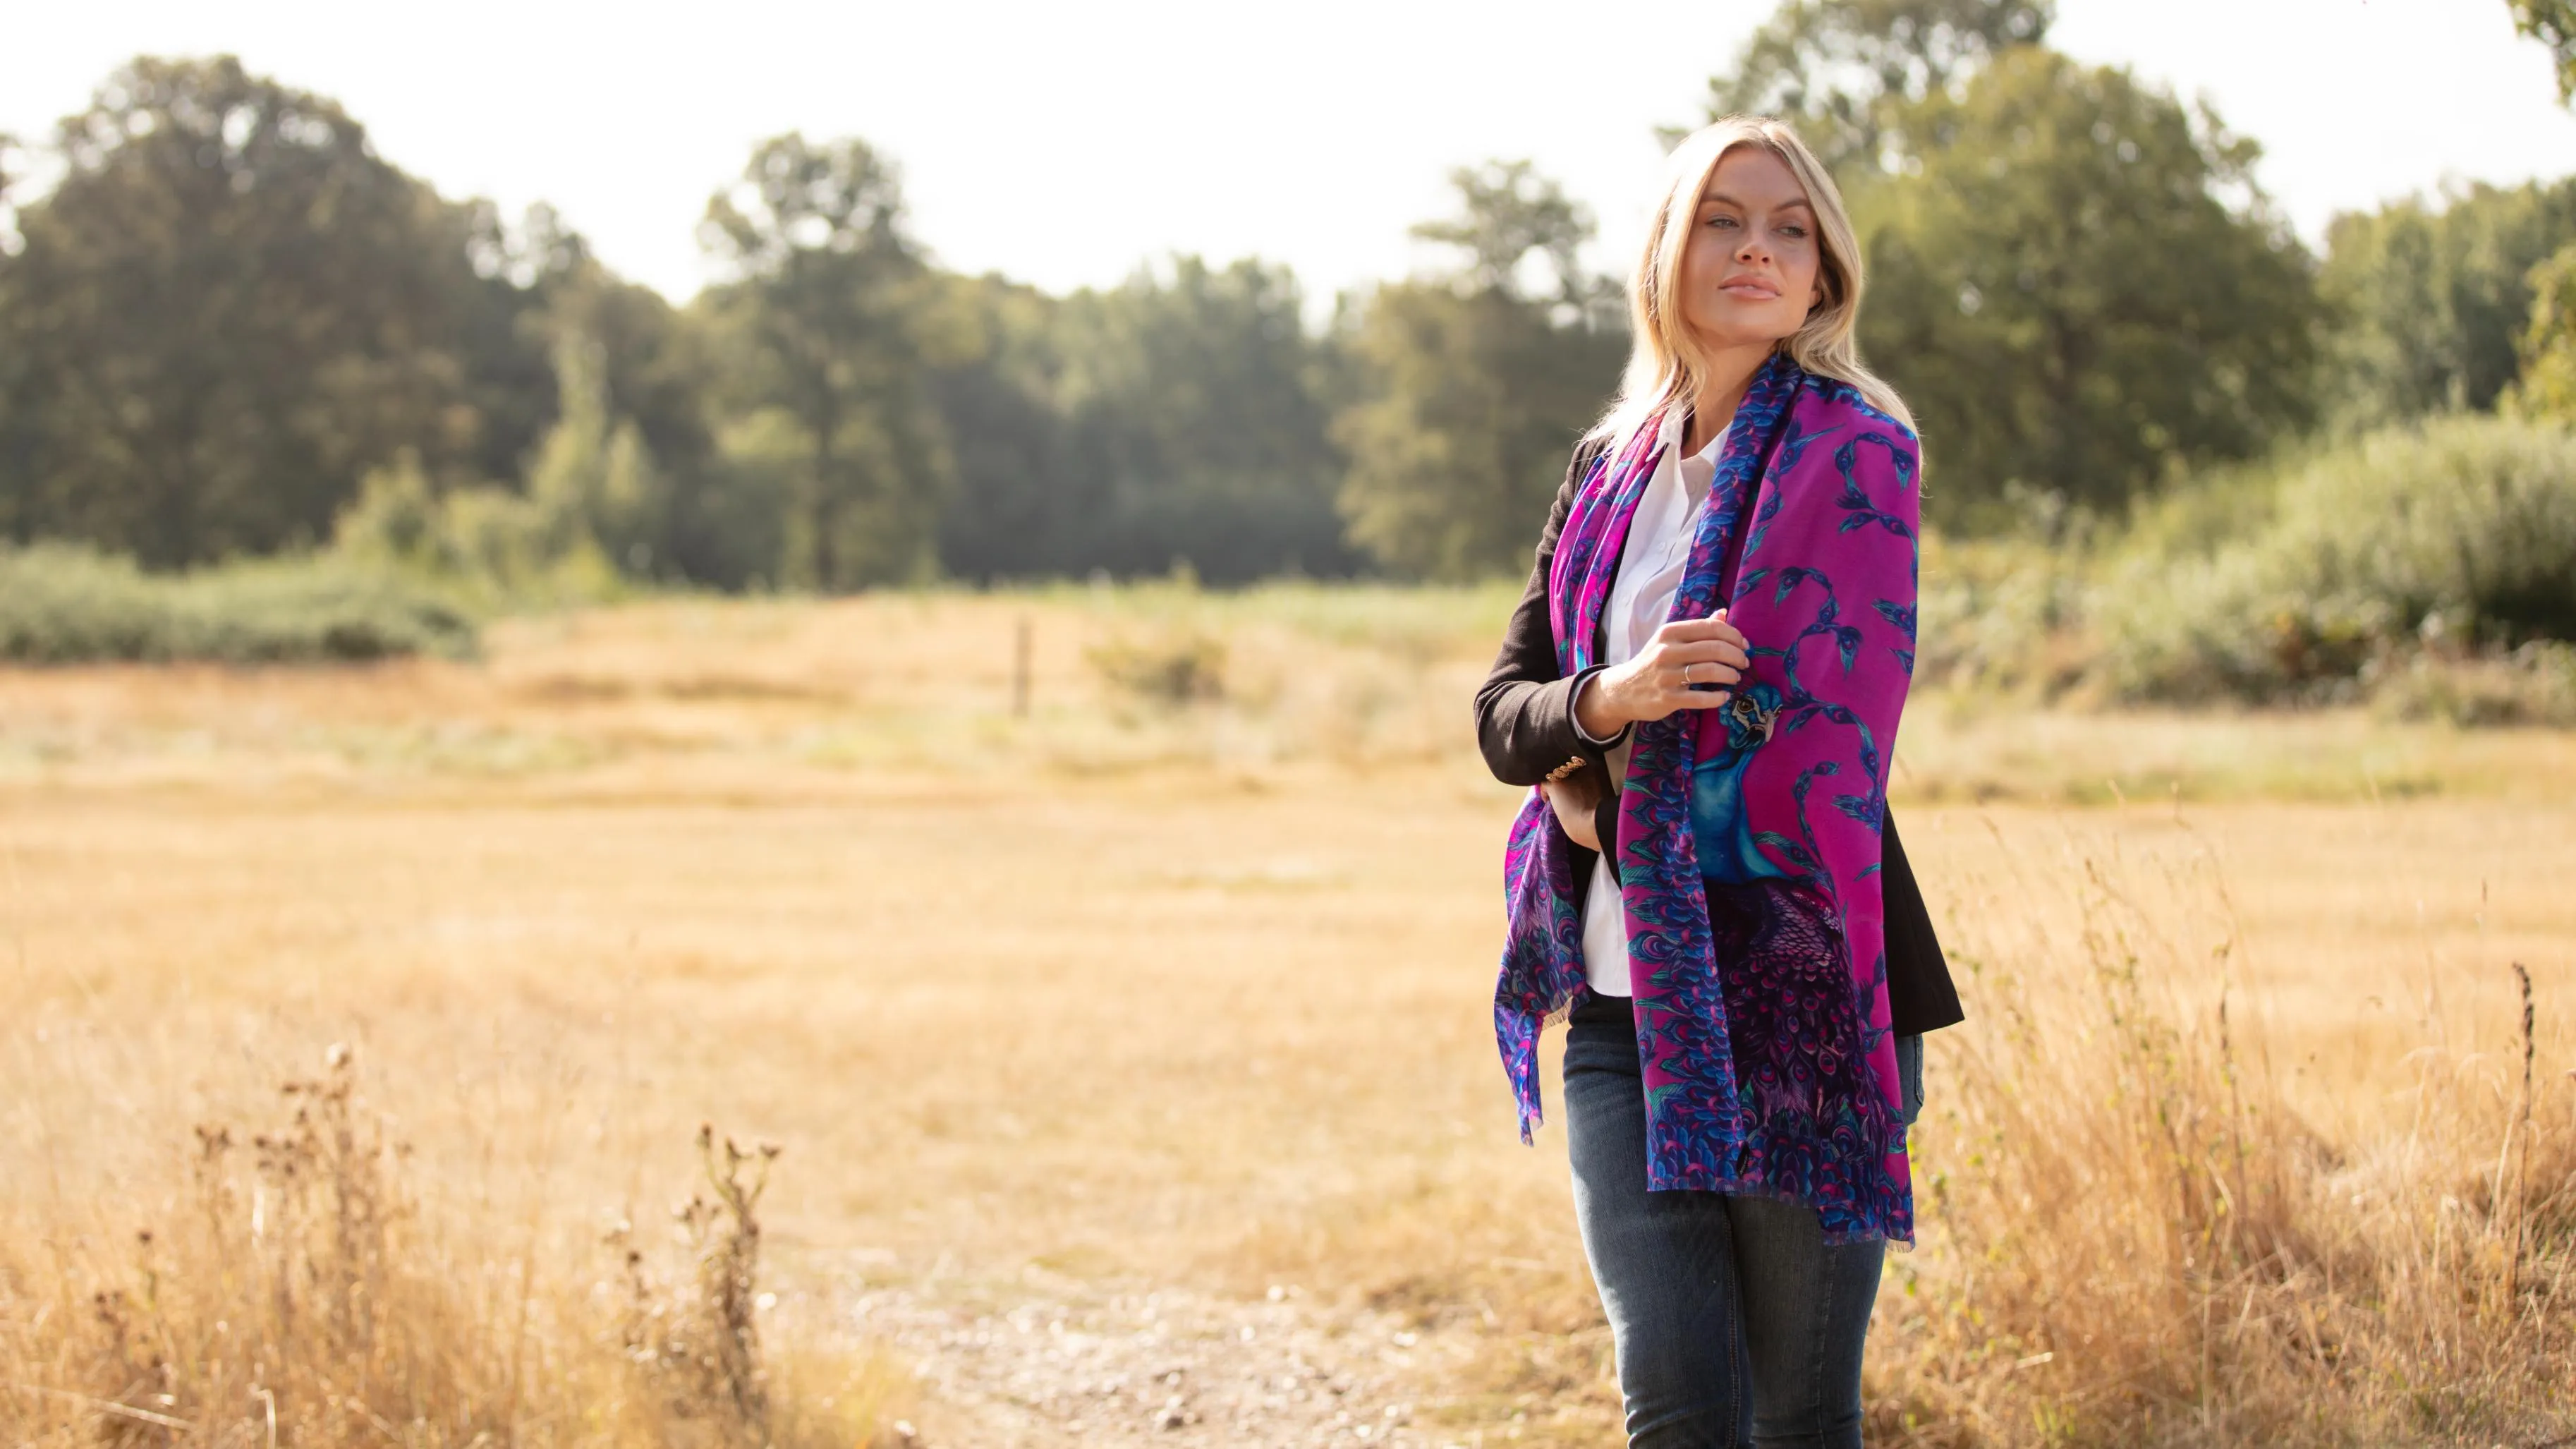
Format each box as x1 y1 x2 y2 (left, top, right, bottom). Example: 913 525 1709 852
1700 147 1811 210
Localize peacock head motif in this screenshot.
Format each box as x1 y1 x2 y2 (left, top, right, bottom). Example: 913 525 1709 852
1720 682 1783 754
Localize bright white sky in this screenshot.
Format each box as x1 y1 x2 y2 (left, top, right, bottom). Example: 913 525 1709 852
6 0 2574 305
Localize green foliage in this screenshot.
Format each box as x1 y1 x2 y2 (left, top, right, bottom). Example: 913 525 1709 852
2364 639 2576 726
1408 161 1596 303
1914 531 2091 696
1703 0 2053 170
524 332 667 575
1335 162 1625 580
329 329 679 608
1857 48 2322 524
1695 2 2319 525
1072 258 1347 579
2319 177 2576 423
2510 0 2576 102
932 259 1351 583
1335 286 1622 580
696 133 954 590
2094 416 2576 704
0 56 559 566
0 543 475 663
928 275 1083 579
332 451 625 609
537 260 741 586
2514 239 2576 420
4 30 2572 679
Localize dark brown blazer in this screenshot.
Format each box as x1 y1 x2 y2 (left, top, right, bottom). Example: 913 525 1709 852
1473 439 1964 1036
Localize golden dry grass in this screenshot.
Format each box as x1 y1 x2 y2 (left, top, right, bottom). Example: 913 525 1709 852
0 586 2568 1446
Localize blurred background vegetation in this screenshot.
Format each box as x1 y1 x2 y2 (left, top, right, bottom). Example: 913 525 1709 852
4 0 2576 722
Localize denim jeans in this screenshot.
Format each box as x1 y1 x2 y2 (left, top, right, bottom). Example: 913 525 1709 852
1564 995 1922 1448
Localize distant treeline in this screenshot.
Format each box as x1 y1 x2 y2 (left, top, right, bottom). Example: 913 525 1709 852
3 0 2575 593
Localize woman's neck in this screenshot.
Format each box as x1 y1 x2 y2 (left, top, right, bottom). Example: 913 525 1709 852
1680 344 1773 457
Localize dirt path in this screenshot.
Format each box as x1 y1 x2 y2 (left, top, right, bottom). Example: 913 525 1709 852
850 1280 1483 1448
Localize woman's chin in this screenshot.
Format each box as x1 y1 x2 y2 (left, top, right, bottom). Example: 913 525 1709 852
1687 313 1802 351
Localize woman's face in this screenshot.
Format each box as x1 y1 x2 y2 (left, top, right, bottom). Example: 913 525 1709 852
1677 145 1825 351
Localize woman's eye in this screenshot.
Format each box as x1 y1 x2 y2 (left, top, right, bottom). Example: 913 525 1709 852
1780 225 1808 239
1706 215 1738 229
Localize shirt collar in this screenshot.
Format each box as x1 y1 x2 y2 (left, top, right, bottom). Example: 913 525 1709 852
1655 408 1732 466
1657 408 1728 505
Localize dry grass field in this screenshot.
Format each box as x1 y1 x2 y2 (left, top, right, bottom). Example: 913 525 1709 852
1 586 2570 1447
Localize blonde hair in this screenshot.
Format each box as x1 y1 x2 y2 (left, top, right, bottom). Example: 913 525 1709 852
1591 115 1913 451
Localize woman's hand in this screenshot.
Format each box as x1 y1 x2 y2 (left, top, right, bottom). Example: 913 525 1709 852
1543 771 1603 851
1574 610 1751 739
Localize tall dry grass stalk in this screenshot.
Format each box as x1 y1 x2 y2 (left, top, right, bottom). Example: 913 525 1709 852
1871 831 2574 1445
0 1048 905 1448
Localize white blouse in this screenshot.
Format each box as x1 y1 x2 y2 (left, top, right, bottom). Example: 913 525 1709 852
1577 412 1730 998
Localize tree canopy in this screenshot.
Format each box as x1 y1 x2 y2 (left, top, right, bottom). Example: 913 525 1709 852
1852 47 2322 523
937 257 1351 583
696 133 953 588
0 32 2564 590
2511 0 2576 102
2320 178 2576 424
1336 162 1625 579
1703 0 2053 170
0 56 557 565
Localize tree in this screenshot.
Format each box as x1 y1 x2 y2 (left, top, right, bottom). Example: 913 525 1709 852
1703 0 2053 171
932 259 1352 583
1409 161 1594 304
1067 257 1350 581
533 255 755 585
2511 242 2576 418
697 133 952 589
0 56 558 566
523 332 664 573
1335 163 1626 579
925 274 1083 581
0 133 28 514
1855 48 2321 524
2497 1 2576 423
2510 0 2576 102
2320 179 2576 424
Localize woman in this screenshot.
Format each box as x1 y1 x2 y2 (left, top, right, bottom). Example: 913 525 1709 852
1474 116 1963 1448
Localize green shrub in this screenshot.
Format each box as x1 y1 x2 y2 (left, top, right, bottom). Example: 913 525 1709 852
2094 416 2576 703
334 451 626 608
1915 532 2094 697
2368 641 2576 727
0 544 477 664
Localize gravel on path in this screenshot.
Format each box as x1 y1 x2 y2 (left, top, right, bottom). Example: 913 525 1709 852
849 1278 1495 1448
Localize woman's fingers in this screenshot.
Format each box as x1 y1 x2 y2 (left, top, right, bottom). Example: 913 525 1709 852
1658 638 1749 670
1542 778 1602 849
1663 688 1733 710
1655 614 1748 648
1655 645 1743 682
1626 684 1734 722
1596 616 1751 726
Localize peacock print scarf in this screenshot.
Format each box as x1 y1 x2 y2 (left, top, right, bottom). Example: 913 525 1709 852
1495 351 1922 1245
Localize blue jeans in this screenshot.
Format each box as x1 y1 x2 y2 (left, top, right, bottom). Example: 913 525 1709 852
1564 994 1922 1448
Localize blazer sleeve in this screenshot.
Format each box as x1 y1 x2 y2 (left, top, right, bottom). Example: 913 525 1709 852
1474 442 1616 788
